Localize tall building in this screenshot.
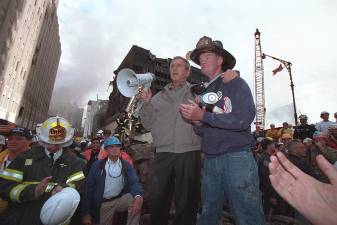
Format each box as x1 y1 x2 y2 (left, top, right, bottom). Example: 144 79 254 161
0 0 61 128
83 100 108 138
70 107 84 134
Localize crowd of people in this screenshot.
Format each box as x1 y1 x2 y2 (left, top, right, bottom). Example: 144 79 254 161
0 117 142 225
255 111 337 224
0 35 336 225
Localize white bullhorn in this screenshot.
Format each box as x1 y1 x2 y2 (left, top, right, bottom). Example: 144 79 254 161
116 68 155 97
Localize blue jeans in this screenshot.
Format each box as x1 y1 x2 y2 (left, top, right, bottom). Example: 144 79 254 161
198 150 265 225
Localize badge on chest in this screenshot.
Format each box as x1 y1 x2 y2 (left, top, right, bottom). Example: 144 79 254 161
25 159 33 166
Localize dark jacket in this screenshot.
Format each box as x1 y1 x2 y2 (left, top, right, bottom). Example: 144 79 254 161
81 158 142 223
258 153 278 199
287 154 317 178
0 145 86 225
195 76 255 155
293 124 316 140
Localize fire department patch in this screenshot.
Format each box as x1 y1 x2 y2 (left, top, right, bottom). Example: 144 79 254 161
223 96 232 113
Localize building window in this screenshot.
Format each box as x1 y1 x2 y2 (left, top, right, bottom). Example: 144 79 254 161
18 106 24 117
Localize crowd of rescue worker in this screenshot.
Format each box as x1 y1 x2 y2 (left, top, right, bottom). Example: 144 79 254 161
253 111 337 224
1 36 337 225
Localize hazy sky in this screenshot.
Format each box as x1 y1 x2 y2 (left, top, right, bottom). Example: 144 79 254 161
51 0 337 127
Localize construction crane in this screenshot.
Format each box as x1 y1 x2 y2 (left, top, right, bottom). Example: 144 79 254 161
254 28 266 130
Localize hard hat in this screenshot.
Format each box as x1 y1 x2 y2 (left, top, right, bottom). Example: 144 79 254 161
104 136 122 149
9 127 33 139
298 114 308 120
36 116 74 147
40 187 80 225
96 130 104 137
303 138 312 143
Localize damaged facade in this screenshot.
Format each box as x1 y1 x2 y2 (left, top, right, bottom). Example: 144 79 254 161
98 45 207 129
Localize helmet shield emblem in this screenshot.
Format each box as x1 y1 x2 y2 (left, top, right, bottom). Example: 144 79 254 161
49 118 66 142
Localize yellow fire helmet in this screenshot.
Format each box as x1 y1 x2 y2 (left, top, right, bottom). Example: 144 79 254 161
36 116 74 147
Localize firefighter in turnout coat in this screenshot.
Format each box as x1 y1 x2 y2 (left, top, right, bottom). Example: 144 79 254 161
0 116 85 225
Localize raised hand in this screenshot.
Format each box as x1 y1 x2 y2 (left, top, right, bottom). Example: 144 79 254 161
139 89 152 101
269 152 337 225
221 70 239 83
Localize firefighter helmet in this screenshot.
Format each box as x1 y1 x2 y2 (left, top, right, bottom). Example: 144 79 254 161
40 187 80 225
36 116 74 147
96 129 104 137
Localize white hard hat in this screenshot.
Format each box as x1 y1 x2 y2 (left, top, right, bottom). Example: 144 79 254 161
303 138 312 143
40 187 80 225
36 116 74 147
96 130 104 137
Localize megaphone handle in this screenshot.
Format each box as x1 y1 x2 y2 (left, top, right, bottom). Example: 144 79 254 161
133 101 142 118
141 85 149 92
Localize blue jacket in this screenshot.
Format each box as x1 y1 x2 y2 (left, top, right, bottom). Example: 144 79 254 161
195 76 255 156
81 158 142 223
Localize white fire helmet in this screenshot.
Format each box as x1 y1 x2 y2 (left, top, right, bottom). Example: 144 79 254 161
40 187 80 225
36 116 74 147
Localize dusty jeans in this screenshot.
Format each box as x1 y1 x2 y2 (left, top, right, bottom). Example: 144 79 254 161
198 150 265 225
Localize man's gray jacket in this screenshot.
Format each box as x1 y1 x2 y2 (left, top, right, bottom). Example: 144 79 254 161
140 82 200 153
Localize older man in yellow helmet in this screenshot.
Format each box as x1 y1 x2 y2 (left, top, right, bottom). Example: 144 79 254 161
0 116 85 225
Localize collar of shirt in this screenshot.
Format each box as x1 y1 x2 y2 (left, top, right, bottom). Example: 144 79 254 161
103 158 124 199
168 81 187 90
44 147 63 162
105 158 122 177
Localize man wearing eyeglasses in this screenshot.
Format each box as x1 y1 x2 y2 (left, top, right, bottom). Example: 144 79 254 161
82 136 143 225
